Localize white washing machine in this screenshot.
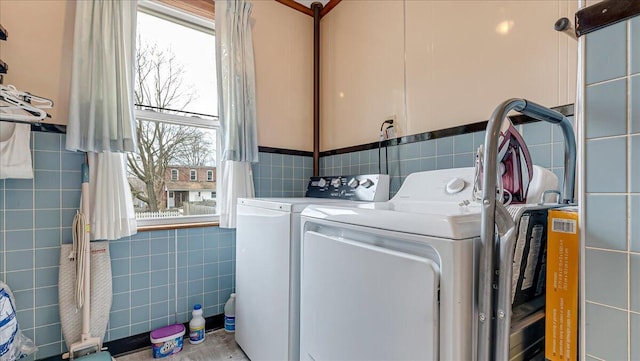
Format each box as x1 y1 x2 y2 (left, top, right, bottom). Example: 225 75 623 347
299 166 556 361
235 174 389 361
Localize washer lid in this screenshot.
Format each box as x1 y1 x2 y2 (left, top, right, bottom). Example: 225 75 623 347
238 197 356 213
301 200 482 240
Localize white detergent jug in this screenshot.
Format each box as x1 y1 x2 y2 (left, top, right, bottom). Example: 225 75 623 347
224 293 236 333
189 304 205 344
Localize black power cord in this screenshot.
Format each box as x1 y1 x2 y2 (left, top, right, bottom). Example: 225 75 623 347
378 119 394 174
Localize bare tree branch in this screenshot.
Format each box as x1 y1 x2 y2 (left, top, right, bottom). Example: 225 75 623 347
129 38 212 212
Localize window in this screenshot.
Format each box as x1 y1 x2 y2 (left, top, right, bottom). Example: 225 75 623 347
128 2 218 227
207 170 213 181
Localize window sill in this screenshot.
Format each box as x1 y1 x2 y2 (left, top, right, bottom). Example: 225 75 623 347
137 221 220 232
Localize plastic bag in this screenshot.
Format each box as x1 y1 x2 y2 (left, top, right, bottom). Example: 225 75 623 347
0 281 37 361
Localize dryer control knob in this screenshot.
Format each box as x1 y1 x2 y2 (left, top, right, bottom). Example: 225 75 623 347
317 178 327 188
361 179 374 188
347 178 359 188
445 178 466 194
331 178 342 188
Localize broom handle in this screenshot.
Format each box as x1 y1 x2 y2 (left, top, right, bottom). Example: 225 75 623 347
81 163 91 341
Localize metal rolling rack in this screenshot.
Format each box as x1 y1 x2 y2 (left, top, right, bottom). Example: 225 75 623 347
0 24 7 83
476 99 577 361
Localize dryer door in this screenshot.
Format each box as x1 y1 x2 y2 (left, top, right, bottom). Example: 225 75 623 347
300 231 440 361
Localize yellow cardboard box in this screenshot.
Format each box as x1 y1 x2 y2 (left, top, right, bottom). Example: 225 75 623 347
545 208 579 361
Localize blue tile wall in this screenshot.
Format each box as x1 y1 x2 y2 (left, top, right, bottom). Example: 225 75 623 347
585 194 627 250
585 78 627 138
632 18 640 75
633 196 640 253
633 313 640 361
631 76 640 134
584 16 640 360
585 137 627 193
585 249 627 309
252 152 313 198
632 254 640 313
1 133 234 360
585 302 628 361
321 119 571 198
585 21 627 85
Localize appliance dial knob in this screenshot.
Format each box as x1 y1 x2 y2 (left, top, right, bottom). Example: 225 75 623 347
347 178 359 188
361 179 374 188
331 178 342 188
317 178 327 187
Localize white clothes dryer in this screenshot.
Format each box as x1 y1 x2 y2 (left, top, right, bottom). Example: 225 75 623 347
235 174 389 361
299 166 556 361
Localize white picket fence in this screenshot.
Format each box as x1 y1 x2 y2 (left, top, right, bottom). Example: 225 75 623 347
135 210 182 219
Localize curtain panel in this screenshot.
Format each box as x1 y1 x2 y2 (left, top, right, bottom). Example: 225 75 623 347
216 0 259 228
67 0 138 240
67 0 137 154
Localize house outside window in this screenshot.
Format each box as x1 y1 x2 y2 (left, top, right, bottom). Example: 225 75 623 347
127 2 218 226
207 170 213 181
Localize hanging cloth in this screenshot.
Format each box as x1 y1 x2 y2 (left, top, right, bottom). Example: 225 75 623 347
66 0 137 153
88 152 137 240
219 161 254 228
0 123 33 179
66 0 138 239
216 0 259 228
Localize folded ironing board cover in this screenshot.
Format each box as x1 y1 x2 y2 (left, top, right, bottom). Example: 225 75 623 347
0 281 37 360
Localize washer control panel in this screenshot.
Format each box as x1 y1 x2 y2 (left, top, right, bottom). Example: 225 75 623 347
306 174 390 201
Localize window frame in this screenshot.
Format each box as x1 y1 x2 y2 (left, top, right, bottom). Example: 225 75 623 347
171 168 179 181
207 169 213 181
135 1 220 228
190 169 198 181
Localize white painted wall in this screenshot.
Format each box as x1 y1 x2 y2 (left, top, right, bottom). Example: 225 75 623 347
0 0 75 126
252 1 314 151
0 0 315 154
0 0 579 152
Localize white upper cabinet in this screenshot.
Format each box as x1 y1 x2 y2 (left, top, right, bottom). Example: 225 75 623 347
321 0 578 151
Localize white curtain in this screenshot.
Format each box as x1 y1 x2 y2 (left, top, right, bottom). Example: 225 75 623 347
216 0 259 228
219 161 254 228
66 0 137 153
67 0 138 239
87 153 137 240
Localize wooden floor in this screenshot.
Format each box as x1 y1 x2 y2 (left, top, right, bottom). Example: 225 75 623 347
116 329 249 361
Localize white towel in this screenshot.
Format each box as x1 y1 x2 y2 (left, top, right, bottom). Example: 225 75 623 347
0 122 33 179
